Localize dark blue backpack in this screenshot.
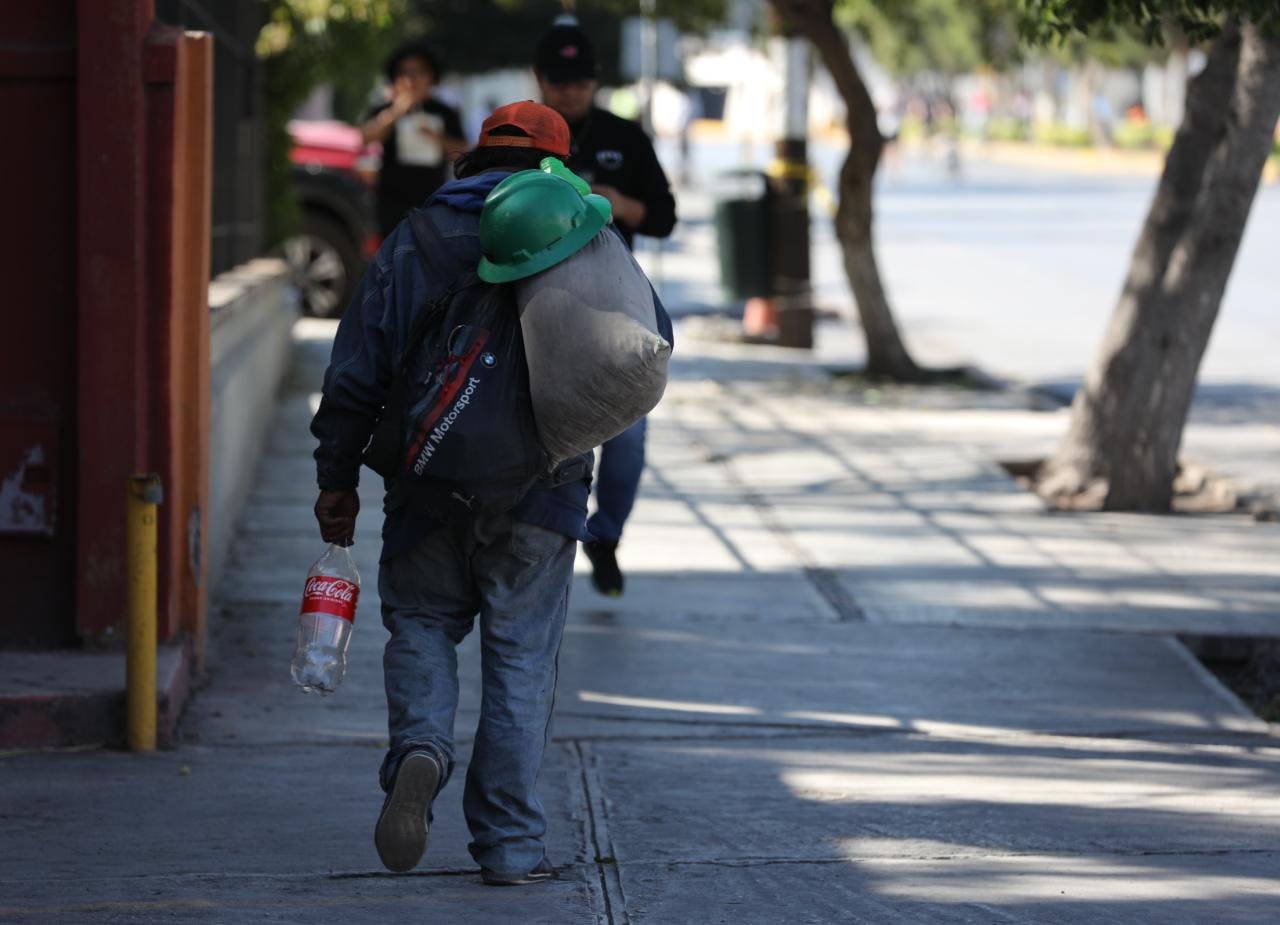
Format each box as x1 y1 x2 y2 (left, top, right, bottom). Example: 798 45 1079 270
363 208 553 524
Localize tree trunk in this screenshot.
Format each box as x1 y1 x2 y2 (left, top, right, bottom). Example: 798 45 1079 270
1040 22 1280 511
770 0 923 381
836 160 921 379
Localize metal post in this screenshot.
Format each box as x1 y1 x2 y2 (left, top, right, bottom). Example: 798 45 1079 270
639 0 658 136
771 36 814 349
126 474 163 751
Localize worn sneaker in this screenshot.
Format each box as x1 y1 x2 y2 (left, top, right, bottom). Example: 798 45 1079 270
583 540 624 597
374 750 442 873
481 858 559 886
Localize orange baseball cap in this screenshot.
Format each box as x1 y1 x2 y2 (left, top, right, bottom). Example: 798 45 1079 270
477 101 571 159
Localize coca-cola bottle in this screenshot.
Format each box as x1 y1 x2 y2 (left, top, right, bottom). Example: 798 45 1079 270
292 544 361 694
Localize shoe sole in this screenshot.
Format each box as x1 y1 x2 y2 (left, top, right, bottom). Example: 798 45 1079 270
374 753 439 873
588 572 624 597
591 578 624 597
481 871 557 886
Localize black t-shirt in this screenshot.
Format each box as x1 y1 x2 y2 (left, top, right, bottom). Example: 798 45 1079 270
566 107 676 247
368 97 465 234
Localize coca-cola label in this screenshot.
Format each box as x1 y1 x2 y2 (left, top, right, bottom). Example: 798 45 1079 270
301 576 359 622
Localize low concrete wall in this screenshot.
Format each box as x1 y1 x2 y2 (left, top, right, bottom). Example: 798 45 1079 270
208 258 298 585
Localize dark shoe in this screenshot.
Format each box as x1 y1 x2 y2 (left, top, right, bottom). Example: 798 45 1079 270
583 540 624 597
481 858 559 886
374 750 441 873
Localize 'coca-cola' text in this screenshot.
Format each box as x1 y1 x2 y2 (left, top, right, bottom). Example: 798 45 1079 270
301 576 359 622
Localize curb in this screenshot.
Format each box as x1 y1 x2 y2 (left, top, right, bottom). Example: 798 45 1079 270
0 638 193 750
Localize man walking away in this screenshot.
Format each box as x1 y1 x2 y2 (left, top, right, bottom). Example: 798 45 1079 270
361 41 467 237
311 102 606 886
534 17 677 597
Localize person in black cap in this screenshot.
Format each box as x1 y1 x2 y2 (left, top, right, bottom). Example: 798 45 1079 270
534 17 677 598
361 41 468 237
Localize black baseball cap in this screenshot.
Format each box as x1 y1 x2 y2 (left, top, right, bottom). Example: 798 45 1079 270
534 22 597 83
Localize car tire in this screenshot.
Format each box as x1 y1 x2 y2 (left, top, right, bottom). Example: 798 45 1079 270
282 211 363 319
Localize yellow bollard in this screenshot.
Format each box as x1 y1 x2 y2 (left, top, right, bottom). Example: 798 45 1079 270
126 474 163 751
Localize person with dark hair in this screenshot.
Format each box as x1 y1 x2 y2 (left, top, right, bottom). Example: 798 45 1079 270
361 40 467 236
311 102 645 886
533 17 677 598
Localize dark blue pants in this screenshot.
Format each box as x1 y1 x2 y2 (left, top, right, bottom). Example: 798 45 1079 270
586 418 647 544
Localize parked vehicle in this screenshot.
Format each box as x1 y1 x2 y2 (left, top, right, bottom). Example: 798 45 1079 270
285 120 380 318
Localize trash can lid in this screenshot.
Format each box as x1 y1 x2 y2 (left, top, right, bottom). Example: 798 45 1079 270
710 168 770 201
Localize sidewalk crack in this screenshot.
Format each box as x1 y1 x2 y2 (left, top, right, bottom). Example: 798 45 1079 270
572 740 630 925
671 403 867 622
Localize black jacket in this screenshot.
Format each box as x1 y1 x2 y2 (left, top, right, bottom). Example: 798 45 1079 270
567 107 676 247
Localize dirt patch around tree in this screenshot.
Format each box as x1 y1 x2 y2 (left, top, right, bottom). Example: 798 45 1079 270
1184 635 1280 724
999 457 1279 521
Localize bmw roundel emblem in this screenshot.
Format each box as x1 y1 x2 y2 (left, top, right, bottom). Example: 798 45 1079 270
481 352 497 368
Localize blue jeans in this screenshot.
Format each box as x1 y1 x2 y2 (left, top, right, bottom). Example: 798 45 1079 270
377 515 575 874
587 417 647 544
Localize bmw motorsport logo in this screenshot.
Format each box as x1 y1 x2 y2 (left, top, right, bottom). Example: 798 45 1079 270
480 352 497 368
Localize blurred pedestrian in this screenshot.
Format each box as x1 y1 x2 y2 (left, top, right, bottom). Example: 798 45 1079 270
1091 91 1115 147
361 40 467 236
312 102 626 886
534 17 677 597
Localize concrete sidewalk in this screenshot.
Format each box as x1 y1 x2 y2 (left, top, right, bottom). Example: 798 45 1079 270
4 315 1280 923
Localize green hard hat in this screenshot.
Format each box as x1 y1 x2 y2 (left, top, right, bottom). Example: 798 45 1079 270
477 170 608 284
540 157 614 225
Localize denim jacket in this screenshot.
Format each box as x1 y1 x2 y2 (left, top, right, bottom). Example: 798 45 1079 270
310 171 670 562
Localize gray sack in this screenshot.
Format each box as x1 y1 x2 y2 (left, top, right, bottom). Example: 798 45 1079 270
516 228 671 463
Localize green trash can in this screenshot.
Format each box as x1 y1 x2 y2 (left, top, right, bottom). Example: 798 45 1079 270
713 171 772 301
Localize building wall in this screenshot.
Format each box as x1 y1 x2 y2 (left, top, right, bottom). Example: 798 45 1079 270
0 0 233 651
0 2 82 647
207 260 298 586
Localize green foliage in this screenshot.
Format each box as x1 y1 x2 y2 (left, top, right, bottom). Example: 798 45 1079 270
1019 0 1280 46
258 0 405 247
833 0 1161 76
837 0 1023 76
1039 22 1163 68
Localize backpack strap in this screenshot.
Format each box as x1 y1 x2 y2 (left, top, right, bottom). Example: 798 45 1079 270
363 208 477 481
406 206 467 287
398 207 469 364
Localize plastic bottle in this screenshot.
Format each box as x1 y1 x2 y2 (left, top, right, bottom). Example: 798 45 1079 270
291 543 360 694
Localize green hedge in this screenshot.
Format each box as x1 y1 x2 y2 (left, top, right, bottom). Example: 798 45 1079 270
1032 123 1092 148
1112 121 1174 151
985 117 1030 142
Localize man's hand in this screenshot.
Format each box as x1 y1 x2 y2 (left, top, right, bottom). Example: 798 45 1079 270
389 88 417 118
361 92 415 145
591 184 646 230
315 489 359 546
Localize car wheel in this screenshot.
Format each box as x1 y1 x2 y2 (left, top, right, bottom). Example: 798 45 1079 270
282 213 362 319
